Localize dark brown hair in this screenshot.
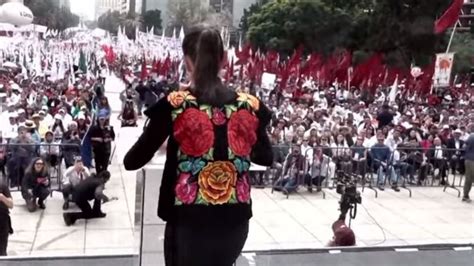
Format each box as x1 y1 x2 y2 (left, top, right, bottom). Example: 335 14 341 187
182 24 225 104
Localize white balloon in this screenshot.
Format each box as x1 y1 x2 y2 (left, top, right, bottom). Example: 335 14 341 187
0 2 33 26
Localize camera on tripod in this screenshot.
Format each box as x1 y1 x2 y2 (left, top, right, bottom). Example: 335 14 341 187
335 171 362 222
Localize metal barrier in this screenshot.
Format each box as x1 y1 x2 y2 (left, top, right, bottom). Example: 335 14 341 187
261 145 466 199
1 143 82 195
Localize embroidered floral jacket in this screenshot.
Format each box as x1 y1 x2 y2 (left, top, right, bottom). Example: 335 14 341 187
124 90 273 225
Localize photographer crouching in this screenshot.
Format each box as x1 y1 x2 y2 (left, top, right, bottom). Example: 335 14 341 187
327 171 361 247
63 171 117 226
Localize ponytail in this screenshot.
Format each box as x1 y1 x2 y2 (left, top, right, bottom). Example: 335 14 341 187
182 25 225 104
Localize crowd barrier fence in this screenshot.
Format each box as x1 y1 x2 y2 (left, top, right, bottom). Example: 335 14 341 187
1 143 82 196
255 145 466 199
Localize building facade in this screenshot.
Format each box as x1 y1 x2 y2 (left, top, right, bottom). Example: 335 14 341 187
95 0 129 19
141 0 258 28
459 0 474 32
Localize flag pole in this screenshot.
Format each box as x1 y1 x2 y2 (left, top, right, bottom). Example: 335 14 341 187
445 21 458 53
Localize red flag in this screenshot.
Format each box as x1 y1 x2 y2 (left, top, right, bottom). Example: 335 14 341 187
140 57 148 80
434 0 463 34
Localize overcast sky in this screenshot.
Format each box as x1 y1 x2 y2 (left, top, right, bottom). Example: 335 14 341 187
70 0 95 20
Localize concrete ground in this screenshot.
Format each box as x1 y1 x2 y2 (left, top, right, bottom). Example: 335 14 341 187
5 75 474 266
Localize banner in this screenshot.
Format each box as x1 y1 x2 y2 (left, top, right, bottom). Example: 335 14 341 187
433 53 454 87
261 72 276 90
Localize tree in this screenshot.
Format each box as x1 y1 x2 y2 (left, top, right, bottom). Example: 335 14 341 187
143 9 163 33
166 0 208 31
246 1 352 56
97 11 143 39
25 0 80 31
239 0 270 35
97 11 123 35
448 32 474 74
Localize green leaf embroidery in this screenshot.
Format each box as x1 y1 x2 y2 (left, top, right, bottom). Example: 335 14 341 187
228 189 238 204
199 104 211 111
178 161 192 172
203 148 214 161
178 152 188 161
171 108 184 120
175 198 183 206
188 100 198 107
228 148 235 160
225 107 233 118
195 192 209 205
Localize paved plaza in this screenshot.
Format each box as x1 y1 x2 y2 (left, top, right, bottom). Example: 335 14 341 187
5 76 474 260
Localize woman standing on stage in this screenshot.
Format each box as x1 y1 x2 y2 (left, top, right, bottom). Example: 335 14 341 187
124 24 273 266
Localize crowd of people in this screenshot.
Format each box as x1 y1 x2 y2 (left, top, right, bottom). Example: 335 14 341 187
0 64 119 255
118 60 474 204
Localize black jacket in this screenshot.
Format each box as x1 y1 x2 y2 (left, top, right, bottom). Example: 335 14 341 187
124 89 273 226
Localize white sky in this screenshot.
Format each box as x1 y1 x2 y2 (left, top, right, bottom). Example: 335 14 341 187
70 0 96 20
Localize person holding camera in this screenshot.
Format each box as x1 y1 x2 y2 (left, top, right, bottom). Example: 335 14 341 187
62 157 90 210
0 176 13 256
90 114 115 173
21 158 50 212
327 219 356 247
63 171 117 226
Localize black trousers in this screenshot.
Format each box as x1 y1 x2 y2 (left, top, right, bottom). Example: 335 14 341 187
62 184 74 200
94 151 110 174
164 221 249 266
0 213 10 256
65 198 103 221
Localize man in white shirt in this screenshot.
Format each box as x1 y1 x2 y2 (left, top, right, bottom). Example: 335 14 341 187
385 128 403 151
3 113 18 141
430 137 448 185
62 157 90 210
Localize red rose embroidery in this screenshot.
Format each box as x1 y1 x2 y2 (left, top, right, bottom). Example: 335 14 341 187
175 173 198 204
212 108 226 126
228 110 259 156
236 173 251 203
174 108 214 157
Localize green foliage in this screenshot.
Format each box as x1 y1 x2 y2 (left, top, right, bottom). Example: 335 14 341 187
246 1 352 56
143 9 163 33
239 0 271 34
97 11 143 39
448 32 474 74
245 0 456 69
24 0 80 31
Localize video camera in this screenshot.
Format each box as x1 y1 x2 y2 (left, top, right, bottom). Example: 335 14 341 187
335 171 362 222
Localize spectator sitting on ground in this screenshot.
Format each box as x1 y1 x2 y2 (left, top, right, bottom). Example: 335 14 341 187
62 157 90 210
118 99 138 127
274 145 305 195
21 158 50 212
